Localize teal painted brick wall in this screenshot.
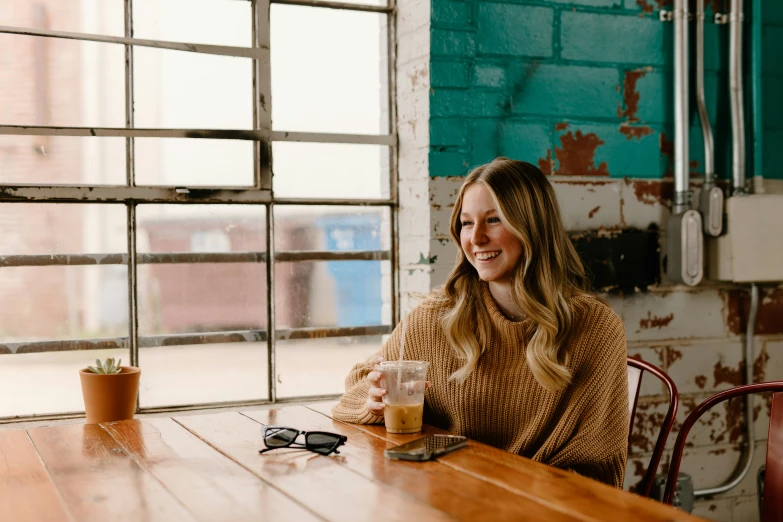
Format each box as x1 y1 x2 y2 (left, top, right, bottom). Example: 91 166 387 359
763 0 783 178
428 0 779 180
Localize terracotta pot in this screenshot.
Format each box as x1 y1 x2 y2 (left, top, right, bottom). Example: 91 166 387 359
79 366 141 424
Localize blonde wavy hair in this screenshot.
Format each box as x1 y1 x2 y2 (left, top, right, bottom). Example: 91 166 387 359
428 157 590 392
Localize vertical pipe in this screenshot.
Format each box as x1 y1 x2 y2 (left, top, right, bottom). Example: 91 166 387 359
673 0 690 213
751 0 764 182
729 0 747 194
696 0 715 185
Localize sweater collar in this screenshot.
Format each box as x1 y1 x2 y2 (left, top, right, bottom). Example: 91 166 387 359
480 282 531 330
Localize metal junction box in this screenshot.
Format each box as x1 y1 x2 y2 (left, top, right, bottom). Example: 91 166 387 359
706 195 783 282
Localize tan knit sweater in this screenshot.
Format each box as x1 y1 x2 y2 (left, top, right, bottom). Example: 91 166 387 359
333 283 629 487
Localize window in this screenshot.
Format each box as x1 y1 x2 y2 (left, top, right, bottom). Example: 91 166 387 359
0 0 396 419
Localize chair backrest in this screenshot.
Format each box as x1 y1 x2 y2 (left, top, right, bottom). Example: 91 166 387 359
627 356 678 498
664 383 783 512
761 393 783 521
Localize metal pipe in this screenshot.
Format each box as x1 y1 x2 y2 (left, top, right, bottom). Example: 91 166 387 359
751 0 764 183
695 283 758 497
695 0 714 186
673 0 690 213
729 0 747 194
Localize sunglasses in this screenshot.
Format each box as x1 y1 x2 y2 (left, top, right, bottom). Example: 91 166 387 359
259 426 347 456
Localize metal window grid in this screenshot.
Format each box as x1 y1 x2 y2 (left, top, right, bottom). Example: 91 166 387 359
0 0 398 419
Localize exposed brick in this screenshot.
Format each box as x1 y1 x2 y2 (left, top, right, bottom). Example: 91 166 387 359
430 60 470 88
473 63 505 88
431 28 476 57
561 11 670 66
430 118 468 147
470 119 550 167
429 89 468 117
552 179 623 231
429 150 469 176
477 4 553 58
431 0 472 28
507 63 621 120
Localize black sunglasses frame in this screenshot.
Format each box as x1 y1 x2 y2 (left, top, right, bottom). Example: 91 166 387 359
259 426 347 456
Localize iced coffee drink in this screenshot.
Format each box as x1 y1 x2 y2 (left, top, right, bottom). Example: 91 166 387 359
376 361 429 434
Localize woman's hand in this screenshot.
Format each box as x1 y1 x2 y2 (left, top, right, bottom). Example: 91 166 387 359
365 354 387 415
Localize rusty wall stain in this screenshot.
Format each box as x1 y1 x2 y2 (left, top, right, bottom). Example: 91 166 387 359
659 132 674 177
629 178 673 207
713 399 745 444
538 149 553 176
695 375 707 389
639 311 674 329
636 0 654 13
723 287 783 335
620 123 654 141
714 360 743 387
666 346 683 366
619 69 647 121
555 122 569 131
588 206 600 218
554 130 609 176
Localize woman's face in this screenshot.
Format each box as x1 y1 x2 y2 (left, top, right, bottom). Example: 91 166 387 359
459 183 524 286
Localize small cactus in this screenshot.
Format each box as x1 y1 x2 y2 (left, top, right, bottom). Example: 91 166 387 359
87 357 123 375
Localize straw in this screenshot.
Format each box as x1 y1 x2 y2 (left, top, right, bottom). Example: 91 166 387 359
397 314 406 387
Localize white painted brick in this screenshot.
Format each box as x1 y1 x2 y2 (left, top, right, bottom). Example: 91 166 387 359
399 207 432 238
397 90 428 125
622 289 726 341
398 236 433 266
430 264 452 288
398 116 429 150
398 59 430 95
621 178 672 229
399 178 431 209
666 339 745 395
430 205 453 238
629 398 671 455
732 495 760 522
398 147 429 181
400 266 433 294
396 26 430 66
691 498 733 522
676 394 744 449
430 175 463 206
397 0 429 39
678 440 765 499
552 179 623 231
429 236 457 267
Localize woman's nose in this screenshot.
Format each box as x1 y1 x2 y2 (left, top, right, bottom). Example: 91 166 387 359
471 224 487 244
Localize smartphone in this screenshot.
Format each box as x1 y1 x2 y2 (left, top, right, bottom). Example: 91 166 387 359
384 434 468 461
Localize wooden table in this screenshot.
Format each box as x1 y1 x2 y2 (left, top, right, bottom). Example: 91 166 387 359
0 402 706 522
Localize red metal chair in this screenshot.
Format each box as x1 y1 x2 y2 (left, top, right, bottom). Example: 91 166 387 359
664 383 783 521
627 356 679 498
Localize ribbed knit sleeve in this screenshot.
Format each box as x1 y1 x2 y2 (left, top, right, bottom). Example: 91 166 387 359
543 303 629 488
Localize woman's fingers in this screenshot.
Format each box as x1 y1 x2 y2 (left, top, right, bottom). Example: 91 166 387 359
366 398 385 414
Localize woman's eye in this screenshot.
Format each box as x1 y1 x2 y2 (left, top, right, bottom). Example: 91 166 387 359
461 221 472 227
487 217 500 223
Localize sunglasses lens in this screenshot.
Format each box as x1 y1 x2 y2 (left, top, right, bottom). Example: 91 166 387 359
306 433 341 455
265 428 299 448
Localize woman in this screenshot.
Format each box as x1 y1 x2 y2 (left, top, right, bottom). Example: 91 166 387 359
333 157 628 487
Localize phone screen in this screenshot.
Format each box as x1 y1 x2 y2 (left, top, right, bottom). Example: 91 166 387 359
384 434 468 461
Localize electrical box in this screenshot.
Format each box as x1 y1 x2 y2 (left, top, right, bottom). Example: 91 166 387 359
706 195 783 282
649 472 694 512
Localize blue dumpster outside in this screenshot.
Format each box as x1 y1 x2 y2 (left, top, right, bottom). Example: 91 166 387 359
317 214 383 327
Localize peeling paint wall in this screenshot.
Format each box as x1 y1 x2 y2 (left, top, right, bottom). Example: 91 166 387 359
392 0 783 520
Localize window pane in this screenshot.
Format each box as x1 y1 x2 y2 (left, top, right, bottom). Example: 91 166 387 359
0 36 125 127
0 348 128 419
276 261 390 329
139 341 268 408
272 143 390 199
135 138 254 186
271 5 388 134
137 205 267 335
276 336 381 398
133 0 252 47
0 136 126 185
0 1 124 37
133 47 253 130
275 206 390 251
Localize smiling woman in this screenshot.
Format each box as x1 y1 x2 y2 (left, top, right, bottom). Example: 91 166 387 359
333 157 630 489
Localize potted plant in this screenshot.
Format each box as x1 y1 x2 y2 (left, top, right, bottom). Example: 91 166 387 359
79 358 141 424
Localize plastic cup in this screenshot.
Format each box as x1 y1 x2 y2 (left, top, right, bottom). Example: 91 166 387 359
375 360 429 434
